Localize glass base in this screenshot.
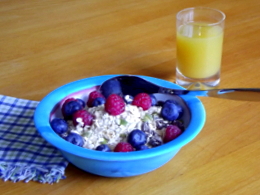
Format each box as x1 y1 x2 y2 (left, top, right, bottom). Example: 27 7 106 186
176 68 220 89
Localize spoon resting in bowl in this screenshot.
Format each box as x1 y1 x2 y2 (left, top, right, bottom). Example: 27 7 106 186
99 75 260 101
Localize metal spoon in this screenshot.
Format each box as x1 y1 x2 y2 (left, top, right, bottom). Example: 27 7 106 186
100 75 260 101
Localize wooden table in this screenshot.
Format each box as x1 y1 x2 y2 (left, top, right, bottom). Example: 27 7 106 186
1 0 260 194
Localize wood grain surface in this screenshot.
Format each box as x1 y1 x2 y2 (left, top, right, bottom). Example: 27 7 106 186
0 0 260 194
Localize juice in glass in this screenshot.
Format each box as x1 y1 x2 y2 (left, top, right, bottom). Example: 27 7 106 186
177 23 224 79
175 7 225 88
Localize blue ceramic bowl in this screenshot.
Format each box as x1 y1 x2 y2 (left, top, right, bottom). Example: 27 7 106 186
34 75 206 177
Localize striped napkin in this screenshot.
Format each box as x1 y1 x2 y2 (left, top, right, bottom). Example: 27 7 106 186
0 95 68 184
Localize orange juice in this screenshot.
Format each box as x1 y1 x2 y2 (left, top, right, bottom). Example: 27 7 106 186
177 23 224 79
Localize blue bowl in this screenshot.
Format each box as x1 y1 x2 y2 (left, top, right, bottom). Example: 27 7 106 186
34 75 206 177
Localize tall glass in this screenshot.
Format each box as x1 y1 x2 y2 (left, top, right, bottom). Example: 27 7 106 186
176 7 226 89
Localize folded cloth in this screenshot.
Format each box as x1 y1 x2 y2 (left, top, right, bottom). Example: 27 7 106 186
0 95 68 184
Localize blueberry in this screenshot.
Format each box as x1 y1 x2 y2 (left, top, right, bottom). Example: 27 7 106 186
160 100 183 121
96 144 111 152
149 94 157 106
167 100 183 114
123 95 134 104
92 97 106 107
65 133 84 147
100 79 122 98
148 135 163 147
135 145 149 151
50 118 68 134
76 98 86 108
127 129 147 148
62 100 83 119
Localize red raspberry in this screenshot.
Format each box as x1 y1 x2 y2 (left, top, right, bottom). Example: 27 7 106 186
105 94 125 116
114 142 134 152
87 91 104 107
72 110 94 127
164 125 182 143
132 93 152 111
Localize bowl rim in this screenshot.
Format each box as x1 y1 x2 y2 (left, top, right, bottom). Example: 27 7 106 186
34 74 206 161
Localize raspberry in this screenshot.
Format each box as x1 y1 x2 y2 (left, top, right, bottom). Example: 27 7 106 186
163 125 182 143
87 91 104 107
72 110 94 127
132 93 152 111
114 142 134 152
105 94 125 116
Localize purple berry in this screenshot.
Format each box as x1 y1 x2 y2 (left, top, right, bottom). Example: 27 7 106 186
65 133 84 147
127 129 147 148
50 118 68 134
161 100 183 121
87 91 104 107
92 97 106 107
100 79 123 98
76 98 86 108
62 100 83 119
148 134 163 147
96 144 111 152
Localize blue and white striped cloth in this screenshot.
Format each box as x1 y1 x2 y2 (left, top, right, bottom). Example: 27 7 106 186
0 95 68 184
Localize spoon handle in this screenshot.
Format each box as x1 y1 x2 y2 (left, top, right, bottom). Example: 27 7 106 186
159 88 260 101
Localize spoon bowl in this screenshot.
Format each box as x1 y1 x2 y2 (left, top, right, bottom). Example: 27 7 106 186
100 75 260 101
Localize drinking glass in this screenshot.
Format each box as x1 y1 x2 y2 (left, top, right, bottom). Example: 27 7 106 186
176 7 226 89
